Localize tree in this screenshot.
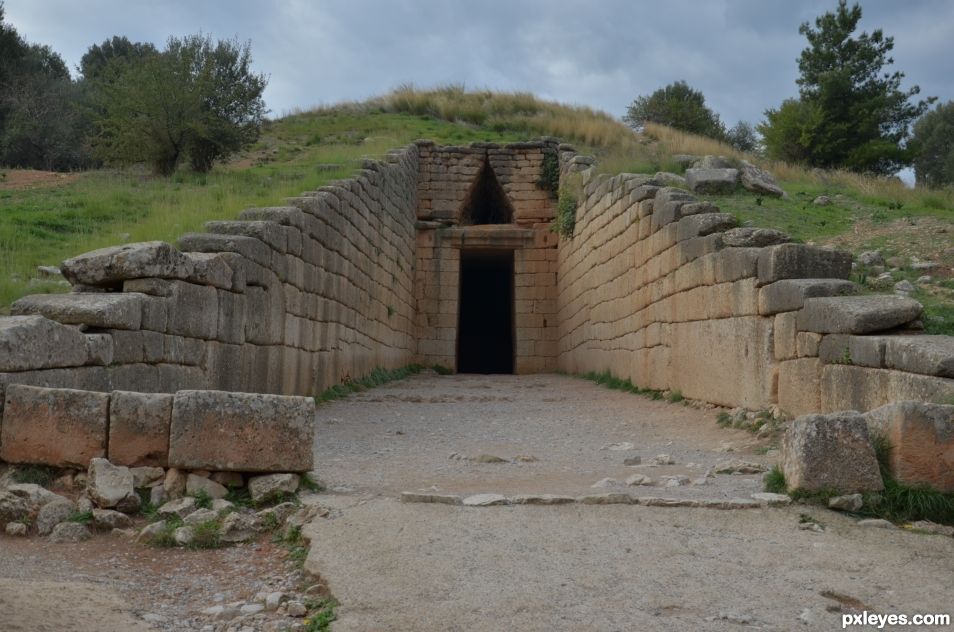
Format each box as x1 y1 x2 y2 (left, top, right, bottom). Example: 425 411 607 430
92 34 267 175
726 121 759 152
623 81 726 140
760 1 932 174
80 36 157 81
911 101 954 188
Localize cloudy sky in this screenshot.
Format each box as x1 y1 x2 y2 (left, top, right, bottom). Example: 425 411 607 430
5 0 953 127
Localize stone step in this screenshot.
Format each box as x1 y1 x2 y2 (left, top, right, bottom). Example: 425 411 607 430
796 295 922 334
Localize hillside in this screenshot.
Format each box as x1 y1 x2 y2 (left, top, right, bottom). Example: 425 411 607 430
1 86 952 331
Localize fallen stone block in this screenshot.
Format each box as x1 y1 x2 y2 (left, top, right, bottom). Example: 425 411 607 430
797 295 922 334
685 168 739 194
87 458 135 509
676 213 738 241
758 279 857 315
884 336 954 378
108 391 173 467
61 241 194 288
722 227 790 248
864 401 954 492
168 390 315 472
781 412 883 493
757 244 852 286
11 293 143 330
0 315 89 372
0 385 108 467
739 164 784 197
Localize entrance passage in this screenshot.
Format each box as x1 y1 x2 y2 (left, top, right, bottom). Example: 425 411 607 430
457 249 514 373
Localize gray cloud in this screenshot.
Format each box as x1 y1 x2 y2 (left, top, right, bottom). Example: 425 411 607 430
5 0 952 126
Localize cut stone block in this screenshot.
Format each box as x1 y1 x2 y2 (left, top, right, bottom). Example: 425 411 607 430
864 401 954 492
818 335 888 368
739 164 784 197
884 336 954 378
182 252 233 289
821 364 954 414
108 391 173 467
722 227 790 248
797 295 923 334
758 279 857 315
61 241 194 288
757 244 852 286
205 220 287 253
778 358 822 417
676 213 738 241
781 412 884 493
168 390 315 472
685 168 739 194
0 384 108 467
176 232 271 268
11 293 144 330
0 315 89 372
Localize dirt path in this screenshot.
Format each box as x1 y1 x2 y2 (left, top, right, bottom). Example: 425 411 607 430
305 373 954 631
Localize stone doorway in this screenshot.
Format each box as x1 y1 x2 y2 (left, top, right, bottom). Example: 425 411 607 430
457 249 515 373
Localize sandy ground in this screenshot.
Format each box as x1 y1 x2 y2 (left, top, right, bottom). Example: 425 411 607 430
305 373 954 631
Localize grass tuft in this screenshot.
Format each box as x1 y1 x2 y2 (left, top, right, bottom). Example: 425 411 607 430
11 464 58 487
764 465 787 494
314 364 425 403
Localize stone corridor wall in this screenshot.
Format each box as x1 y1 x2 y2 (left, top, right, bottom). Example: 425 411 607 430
556 170 954 413
0 146 421 404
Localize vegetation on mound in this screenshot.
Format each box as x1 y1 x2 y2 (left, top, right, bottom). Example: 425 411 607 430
314 363 452 403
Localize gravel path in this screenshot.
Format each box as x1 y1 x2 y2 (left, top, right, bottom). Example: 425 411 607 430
305 373 954 631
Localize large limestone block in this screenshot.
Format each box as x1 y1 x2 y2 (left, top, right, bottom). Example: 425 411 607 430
108 391 173 467
168 390 315 472
12 293 143 330
781 412 884 493
722 227 790 248
124 279 218 340
818 335 888 368
820 364 954 414
205 220 287 253
0 315 89 372
865 401 954 491
685 168 739 194
778 358 823 417
883 336 954 378
797 295 922 334
0 384 108 467
758 278 857 315
675 213 738 241
176 232 271 267
61 241 194 288
757 244 852 286
739 164 784 197
182 253 233 289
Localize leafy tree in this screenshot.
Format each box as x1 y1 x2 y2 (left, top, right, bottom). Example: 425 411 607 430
911 101 954 188
80 36 157 80
760 1 932 174
92 34 267 175
726 121 759 152
623 81 726 140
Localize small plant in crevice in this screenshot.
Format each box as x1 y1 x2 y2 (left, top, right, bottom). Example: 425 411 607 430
666 390 684 404
551 186 578 238
763 465 787 494
535 151 560 197
299 473 324 493
188 519 224 550
431 363 453 375
193 489 213 509
314 364 426 403
302 597 339 631
386 304 395 318
67 510 93 525
11 464 58 487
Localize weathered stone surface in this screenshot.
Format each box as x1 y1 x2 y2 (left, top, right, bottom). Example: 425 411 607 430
4 483 61 507
124 279 218 340
695 155 735 169
87 458 134 508
0 491 30 525
177 232 271 268
685 168 739 194
400 492 462 505
48 521 91 543
750 492 792 507
0 385 108 467
650 172 687 188
864 401 954 492
168 390 315 472
0 316 89 372
108 391 173 467
158 497 197 519
136 520 168 543
248 473 299 503
676 213 738 241
510 494 576 505
818 335 888 368
778 358 823 417
35 497 76 535
219 512 261 542
163 468 187 500
883 336 954 378
183 508 219 526
205 220 287 253
462 493 509 506
821 364 954 414
797 295 923 334
739 164 784 197
757 244 852 286
130 466 165 488
781 412 883 493
722 227 790 248
173 526 195 546
856 518 896 529
210 471 244 488
5 522 27 536
828 494 863 512
578 493 635 505
91 508 133 530
758 279 857 315
11 293 143 330
182 252 233 289
61 241 194 287
186 474 228 499
255 501 299 527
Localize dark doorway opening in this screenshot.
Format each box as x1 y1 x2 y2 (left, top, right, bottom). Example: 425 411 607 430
460 161 515 225
457 249 514 374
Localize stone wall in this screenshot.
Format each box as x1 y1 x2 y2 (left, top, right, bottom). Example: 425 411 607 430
0 146 421 404
555 169 954 413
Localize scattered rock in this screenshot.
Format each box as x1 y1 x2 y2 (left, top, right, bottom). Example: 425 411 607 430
163 467 187 500
51 472 75 491
173 526 195 546
186 474 228 499
115 492 141 514
513 454 539 463
219 512 261 542
474 454 509 464
650 454 674 465
36 497 76 535
910 520 954 537
602 442 634 451
916 275 933 284
894 279 915 294
0 491 31 524
5 522 28 536
150 485 168 506
112 528 137 538
462 494 509 507
48 522 91 543
623 456 642 466
130 466 165 488
158 497 197 519
210 471 244 488
857 251 885 267
751 492 792 507
183 508 219 526
662 476 690 487
136 520 168 543
625 474 653 486
240 603 264 616
813 195 832 206
87 458 134 509
76 495 93 513
265 592 286 611
911 261 938 271
211 498 235 513
686 168 739 194
5 483 61 507
857 518 896 529
828 494 863 512
286 601 307 618
781 412 884 493
713 460 767 474
798 522 824 532
256 502 299 525
248 473 299 504
591 478 620 488
739 164 784 197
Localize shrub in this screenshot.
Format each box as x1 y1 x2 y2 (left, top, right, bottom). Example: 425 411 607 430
624 81 726 141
